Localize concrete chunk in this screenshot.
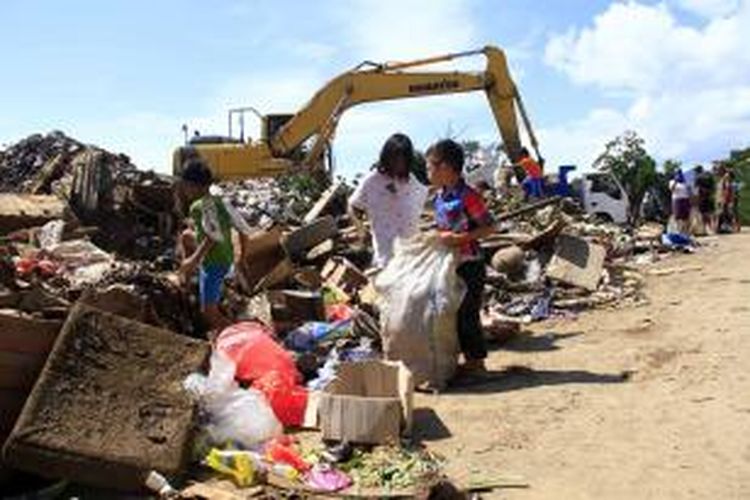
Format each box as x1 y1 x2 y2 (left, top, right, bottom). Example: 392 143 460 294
546 235 606 291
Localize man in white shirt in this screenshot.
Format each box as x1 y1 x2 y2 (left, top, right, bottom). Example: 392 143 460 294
349 133 428 268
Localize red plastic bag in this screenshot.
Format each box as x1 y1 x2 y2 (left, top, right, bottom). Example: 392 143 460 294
215 322 300 385
325 304 354 322
265 436 310 472
252 371 308 427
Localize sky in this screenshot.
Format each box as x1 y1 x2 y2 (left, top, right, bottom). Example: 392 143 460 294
1 0 749 178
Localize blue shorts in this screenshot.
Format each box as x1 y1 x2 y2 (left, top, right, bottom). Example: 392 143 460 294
199 265 230 307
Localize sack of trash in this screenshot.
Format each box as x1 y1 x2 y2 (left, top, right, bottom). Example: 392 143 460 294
375 233 464 389
184 352 282 447
215 321 300 385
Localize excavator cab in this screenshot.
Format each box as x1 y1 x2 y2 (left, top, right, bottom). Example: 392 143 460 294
262 114 295 142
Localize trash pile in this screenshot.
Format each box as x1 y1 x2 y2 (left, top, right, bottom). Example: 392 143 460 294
479 195 668 337
0 131 692 497
0 130 134 195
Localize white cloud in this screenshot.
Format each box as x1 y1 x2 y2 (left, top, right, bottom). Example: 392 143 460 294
334 93 493 174
17 0 499 179
675 0 741 17
341 0 478 62
542 1 750 170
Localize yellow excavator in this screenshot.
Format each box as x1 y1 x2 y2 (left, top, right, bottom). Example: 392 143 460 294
173 45 541 180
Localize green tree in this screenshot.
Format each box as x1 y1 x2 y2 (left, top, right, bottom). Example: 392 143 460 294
593 131 658 225
662 159 682 178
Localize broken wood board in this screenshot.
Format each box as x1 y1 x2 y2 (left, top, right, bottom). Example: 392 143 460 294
546 234 606 292
0 194 66 233
283 216 338 260
303 182 347 224
235 228 288 293
3 304 210 490
648 265 703 277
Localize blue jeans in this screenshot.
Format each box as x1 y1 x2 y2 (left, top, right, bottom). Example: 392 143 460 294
523 177 544 198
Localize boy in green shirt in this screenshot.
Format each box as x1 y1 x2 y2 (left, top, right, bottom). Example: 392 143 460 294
179 159 252 332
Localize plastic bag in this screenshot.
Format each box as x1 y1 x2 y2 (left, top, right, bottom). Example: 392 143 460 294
204 448 261 487
285 320 352 352
38 220 65 250
252 371 308 427
204 448 300 486
325 304 354 322
215 321 300 384
374 233 464 388
265 436 310 472
306 464 352 492
184 352 282 447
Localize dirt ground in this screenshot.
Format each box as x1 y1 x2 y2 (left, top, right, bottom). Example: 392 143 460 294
417 232 750 499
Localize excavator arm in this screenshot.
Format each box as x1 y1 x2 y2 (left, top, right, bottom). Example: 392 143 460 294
272 46 539 166
174 45 540 180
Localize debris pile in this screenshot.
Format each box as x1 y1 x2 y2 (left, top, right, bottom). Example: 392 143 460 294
480 195 657 334
0 131 135 195
0 130 692 497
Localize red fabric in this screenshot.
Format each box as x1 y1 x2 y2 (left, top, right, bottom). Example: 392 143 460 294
519 157 543 179
463 190 491 223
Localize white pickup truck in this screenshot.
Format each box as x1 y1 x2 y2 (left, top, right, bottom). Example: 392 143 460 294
464 149 630 224
579 172 629 224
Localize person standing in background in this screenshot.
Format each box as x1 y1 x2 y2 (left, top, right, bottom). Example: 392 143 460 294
516 147 544 200
669 169 691 234
694 165 716 233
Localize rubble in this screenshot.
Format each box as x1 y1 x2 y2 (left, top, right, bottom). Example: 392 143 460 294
545 235 607 291
0 130 706 496
0 131 135 195
3 304 210 490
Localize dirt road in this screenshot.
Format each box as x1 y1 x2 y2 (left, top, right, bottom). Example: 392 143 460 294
418 232 750 499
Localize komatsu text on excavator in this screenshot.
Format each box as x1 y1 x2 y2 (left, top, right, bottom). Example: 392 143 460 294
173 45 541 180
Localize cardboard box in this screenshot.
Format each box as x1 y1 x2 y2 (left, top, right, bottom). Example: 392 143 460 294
314 360 414 445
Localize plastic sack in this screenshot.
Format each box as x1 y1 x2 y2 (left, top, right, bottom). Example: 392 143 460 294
285 319 352 352
38 220 65 250
204 448 261 487
204 448 300 486
252 371 308 427
325 304 354 322
374 233 464 388
184 352 282 447
306 464 352 492
265 436 310 472
215 321 300 384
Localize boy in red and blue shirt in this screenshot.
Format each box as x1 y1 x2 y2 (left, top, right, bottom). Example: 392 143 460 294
427 139 494 375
